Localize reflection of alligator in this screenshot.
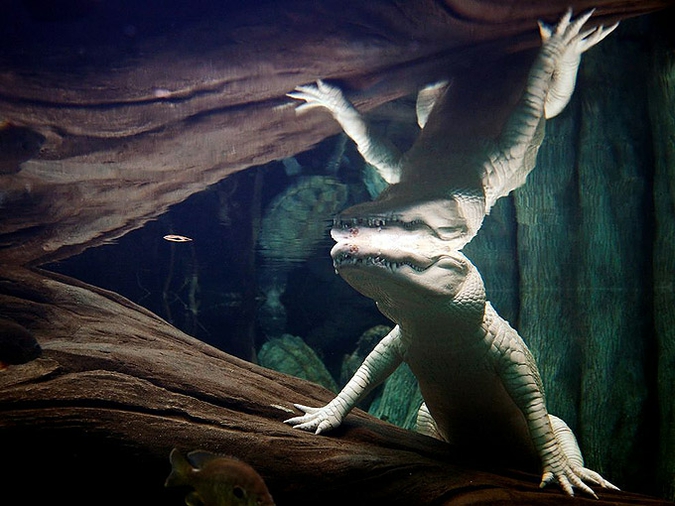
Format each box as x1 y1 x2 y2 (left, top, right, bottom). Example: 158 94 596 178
285 10 618 497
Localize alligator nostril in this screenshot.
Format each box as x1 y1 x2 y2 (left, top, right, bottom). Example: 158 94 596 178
349 244 359 254
349 227 359 236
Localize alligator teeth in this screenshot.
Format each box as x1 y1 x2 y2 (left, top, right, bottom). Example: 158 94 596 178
367 218 387 227
333 253 426 272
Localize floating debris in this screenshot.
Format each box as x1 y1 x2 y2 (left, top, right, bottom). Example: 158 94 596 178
153 88 173 99
163 234 193 243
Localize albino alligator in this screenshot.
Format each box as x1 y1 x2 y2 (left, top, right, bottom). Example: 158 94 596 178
285 10 618 497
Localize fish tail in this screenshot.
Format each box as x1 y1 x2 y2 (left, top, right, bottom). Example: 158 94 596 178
165 448 194 488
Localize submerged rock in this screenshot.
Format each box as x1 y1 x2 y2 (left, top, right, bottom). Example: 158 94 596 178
368 363 423 431
340 324 391 386
258 175 348 266
341 324 422 429
257 173 348 339
258 334 337 393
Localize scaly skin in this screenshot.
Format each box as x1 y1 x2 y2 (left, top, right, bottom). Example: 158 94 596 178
285 10 618 498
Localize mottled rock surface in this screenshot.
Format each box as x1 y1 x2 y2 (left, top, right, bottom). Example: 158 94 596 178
259 334 338 393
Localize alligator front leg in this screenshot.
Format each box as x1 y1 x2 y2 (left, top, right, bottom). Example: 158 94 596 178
285 325 405 433
287 80 402 184
484 9 618 209
539 9 617 119
485 303 617 497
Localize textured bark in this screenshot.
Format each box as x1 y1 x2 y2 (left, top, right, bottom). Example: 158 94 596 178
0 265 671 506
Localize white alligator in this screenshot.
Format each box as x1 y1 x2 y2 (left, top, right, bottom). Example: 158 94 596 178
285 9 618 498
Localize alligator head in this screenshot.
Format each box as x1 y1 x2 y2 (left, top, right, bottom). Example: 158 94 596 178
330 181 485 324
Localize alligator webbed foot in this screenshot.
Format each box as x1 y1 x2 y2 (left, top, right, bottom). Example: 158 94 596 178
540 459 620 498
540 414 619 497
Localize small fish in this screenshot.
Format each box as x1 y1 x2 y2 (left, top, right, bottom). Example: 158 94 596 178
163 234 193 243
0 319 42 371
165 448 275 506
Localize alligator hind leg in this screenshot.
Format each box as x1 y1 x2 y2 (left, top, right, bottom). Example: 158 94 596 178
415 402 446 441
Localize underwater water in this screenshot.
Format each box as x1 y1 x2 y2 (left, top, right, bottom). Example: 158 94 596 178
2 1 675 505
48 134 395 376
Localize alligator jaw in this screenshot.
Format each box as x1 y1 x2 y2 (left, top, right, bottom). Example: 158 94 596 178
330 216 451 273
331 245 431 274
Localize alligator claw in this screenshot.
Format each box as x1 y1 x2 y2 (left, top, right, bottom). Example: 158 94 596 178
284 403 343 435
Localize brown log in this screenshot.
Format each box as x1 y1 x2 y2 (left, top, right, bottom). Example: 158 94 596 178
0 265 672 505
